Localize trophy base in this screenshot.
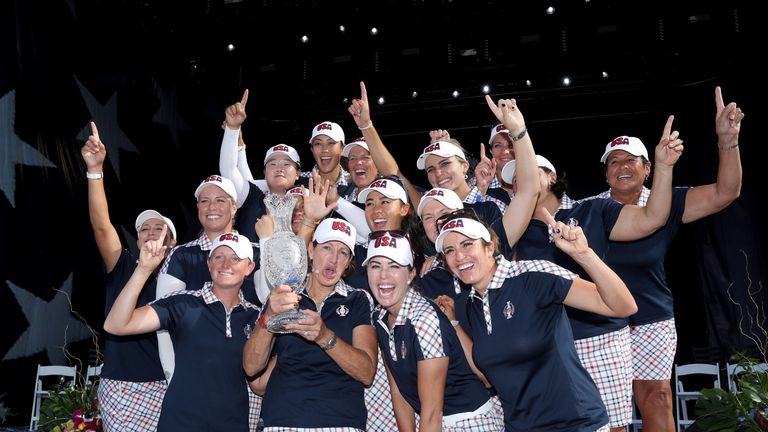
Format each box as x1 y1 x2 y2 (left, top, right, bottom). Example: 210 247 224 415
266 309 310 334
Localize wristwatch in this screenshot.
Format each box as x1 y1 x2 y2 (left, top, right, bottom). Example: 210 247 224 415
321 333 337 351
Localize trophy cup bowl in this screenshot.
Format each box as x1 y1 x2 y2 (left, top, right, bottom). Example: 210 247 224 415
261 193 309 333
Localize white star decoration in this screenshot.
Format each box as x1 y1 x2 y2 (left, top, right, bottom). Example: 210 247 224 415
4 273 95 364
75 77 138 180
0 90 56 207
153 79 191 150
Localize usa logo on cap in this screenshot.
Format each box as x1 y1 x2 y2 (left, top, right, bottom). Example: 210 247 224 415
610 136 630 147
332 220 352 236
425 189 445 197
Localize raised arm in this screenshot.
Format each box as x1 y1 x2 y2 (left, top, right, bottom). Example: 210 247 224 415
82 122 122 272
682 86 744 223
103 226 168 335
543 210 637 317
220 89 250 207
486 96 539 249
348 81 422 207
611 115 683 240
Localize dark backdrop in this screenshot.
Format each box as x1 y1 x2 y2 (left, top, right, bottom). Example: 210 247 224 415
1 0 765 426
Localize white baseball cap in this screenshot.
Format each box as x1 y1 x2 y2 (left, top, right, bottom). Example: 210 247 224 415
341 137 369 158
500 155 556 183
435 217 491 253
194 175 238 202
357 177 408 204
489 122 510 144
600 136 648 163
309 121 345 145
363 232 414 266
135 209 177 240
416 141 466 170
312 218 357 255
264 144 300 166
416 188 463 218
209 231 254 261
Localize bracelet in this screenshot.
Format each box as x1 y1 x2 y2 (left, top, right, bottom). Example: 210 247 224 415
302 218 320 226
301 220 320 230
358 122 373 130
718 142 738 150
321 333 337 351
86 172 104 180
508 127 528 142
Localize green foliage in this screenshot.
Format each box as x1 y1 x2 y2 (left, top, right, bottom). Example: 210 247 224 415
695 354 768 431
38 378 101 432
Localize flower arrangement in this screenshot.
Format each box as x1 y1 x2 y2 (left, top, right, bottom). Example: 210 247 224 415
38 378 102 432
695 353 768 431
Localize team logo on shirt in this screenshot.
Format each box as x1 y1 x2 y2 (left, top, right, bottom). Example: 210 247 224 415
401 340 407 359
503 301 515 319
336 305 349 317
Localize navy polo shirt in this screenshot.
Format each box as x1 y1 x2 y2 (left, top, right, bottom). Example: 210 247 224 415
376 289 491 416
261 280 374 430
237 182 267 242
459 258 608 431
486 187 512 206
101 249 165 382
465 200 502 226
161 235 260 305
515 198 625 340
601 187 688 326
150 284 260 432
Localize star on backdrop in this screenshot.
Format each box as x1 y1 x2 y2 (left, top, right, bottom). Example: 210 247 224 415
75 77 138 181
3 274 95 364
152 79 191 150
0 90 57 208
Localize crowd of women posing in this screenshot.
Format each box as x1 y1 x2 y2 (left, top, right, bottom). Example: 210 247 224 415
83 82 744 431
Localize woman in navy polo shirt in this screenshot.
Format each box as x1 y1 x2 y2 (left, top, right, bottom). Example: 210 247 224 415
365 232 504 431
435 213 637 432
104 230 261 431
584 87 744 431
82 122 176 431
219 89 302 242
244 218 377 431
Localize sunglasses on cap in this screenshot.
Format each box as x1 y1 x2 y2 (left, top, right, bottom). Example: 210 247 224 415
436 208 480 233
368 229 408 240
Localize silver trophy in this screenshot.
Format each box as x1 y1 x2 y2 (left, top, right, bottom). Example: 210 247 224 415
261 193 308 333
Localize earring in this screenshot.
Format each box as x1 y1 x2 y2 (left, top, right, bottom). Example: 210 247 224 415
464 173 469 180
644 174 649 182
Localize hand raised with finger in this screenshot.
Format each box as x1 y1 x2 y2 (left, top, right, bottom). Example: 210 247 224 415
541 208 589 257
347 81 372 128
654 115 684 168
138 224 169 271
224 89 249 129
81 121 107 169
485 96 525 134
255 209 275 239
714 86 744 142
474 143 496 194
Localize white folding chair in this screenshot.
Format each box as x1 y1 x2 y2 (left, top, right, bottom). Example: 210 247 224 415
674 363 720 431
29 364 78 431
84 364 103 384
726 361 768 392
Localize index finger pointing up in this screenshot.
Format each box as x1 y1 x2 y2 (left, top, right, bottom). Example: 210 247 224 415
714 86 724 112
660 115 674 141
359 81 368 103
241 89 249 107
90 121 100 141
541 207 557 228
